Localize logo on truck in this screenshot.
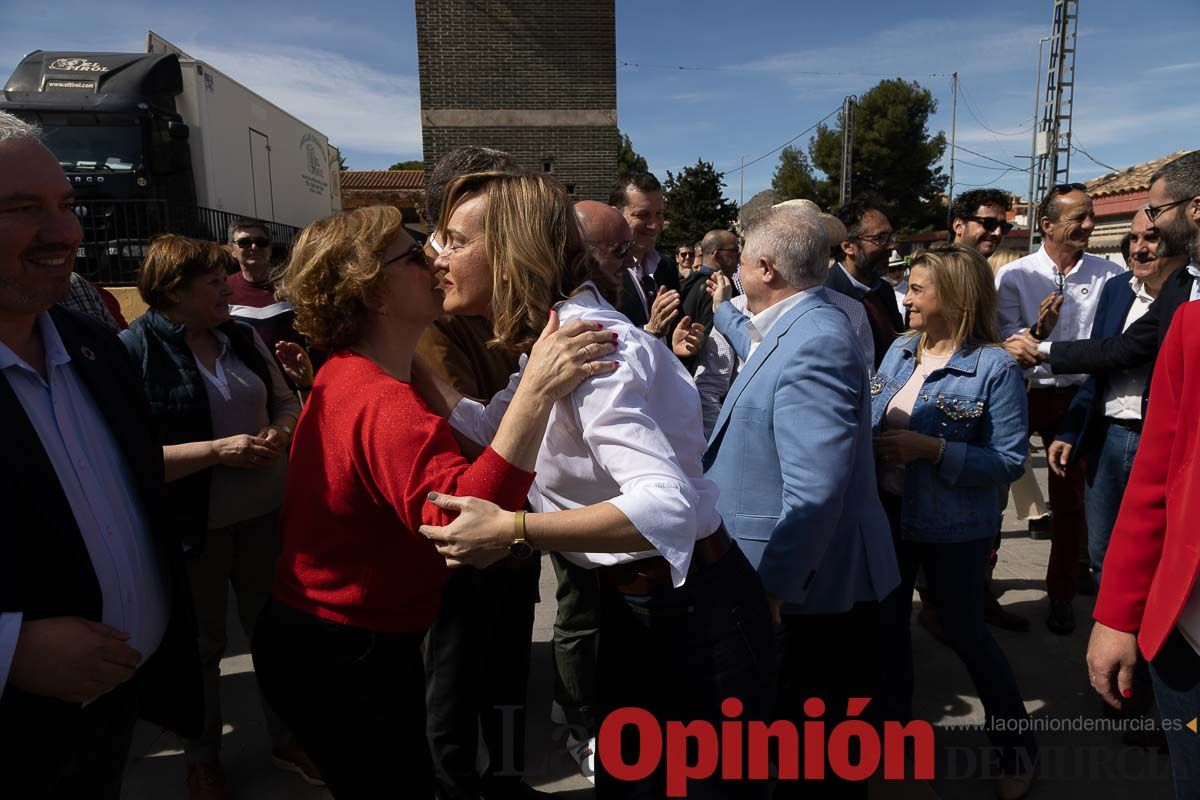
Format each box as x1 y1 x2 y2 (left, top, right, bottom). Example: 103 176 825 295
299 134 329 196
48 58 109 73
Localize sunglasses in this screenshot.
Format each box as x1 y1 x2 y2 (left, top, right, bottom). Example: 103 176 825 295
1143 196 1191 224
612 240 634 259
382 243 428 268
965 215 1014 235
234 237 271 249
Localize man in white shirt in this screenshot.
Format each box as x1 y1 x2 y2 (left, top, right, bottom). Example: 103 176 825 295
994 183 1125 635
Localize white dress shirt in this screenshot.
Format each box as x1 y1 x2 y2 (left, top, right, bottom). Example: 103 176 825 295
625 249 663 318
1101 278 1155 421
838 262 872 295
1189 263 1200 301
892 278 909 318
449 282 722 586
1 313 168 697
995 245 1125 387
746 289 813 359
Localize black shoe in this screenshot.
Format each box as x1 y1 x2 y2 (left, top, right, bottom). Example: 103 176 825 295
1077 567 1099 597
1046 600 1075 635
986 592 1031 632
1028 515 1053 540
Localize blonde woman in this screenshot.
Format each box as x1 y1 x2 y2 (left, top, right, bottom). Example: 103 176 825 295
416 172 775 799
871 243 1037 799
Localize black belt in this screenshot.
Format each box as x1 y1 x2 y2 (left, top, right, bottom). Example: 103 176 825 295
1106 417 1143 434
596 525 732 595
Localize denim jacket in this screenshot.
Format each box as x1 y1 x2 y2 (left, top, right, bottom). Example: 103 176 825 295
870 335 1028 542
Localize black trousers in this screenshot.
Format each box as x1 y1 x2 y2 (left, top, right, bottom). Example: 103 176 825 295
425 560 541 799
2 681 138 800
773 602 880 800
595 544 777 800
251 598 431 799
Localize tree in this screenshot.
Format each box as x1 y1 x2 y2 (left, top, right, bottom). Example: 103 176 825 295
771 145 817 202
662 160 739 247
617 130 648 174
808 78 948 231
389 159 424 170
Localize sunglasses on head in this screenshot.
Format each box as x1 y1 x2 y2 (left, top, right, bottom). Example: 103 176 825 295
234 236 271 249
1048 182 1087 198
965 215 1014 235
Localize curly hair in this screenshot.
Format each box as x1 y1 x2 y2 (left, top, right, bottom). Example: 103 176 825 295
275 205 403 350
907 242 1000 351
439 172 595 354
137 234 236 310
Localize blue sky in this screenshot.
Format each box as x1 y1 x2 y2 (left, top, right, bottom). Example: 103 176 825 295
4 0 1197 205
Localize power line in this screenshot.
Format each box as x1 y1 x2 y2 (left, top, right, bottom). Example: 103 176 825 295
951 144 1031 173
1070 138 1120 173
617 60 949 79
721 106 841 176
957 82 1035 137
956 168 1022 188
956 158 1021 172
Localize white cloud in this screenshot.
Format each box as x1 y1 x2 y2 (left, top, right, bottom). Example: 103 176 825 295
1146 61 1200 75
178 42 421 156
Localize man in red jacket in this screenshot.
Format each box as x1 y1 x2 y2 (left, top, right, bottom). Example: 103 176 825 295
1087 151 1200 798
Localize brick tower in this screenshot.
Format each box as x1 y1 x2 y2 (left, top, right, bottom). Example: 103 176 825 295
415 0 618 202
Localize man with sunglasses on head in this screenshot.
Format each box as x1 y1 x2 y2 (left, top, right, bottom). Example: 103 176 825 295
827 195 904 369
995 183 1124 636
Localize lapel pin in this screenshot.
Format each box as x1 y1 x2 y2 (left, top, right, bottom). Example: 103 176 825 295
80 345 96 361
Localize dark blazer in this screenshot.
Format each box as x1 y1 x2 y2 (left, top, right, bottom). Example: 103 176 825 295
825 263 903 369
0 309 202 748
1054 274 1142 471
1049 262 1196 381
616 252 680 328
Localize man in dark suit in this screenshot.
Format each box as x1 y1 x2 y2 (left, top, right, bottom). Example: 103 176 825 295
1007 151 1200 384
608 171 680 332
826 196 904 369
0 112 201 799
1047 208 1186 585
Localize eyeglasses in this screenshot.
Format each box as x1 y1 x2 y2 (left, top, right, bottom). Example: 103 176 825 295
234 236 271 249
382 243 428 269
1143 196 1191 223
965 216 1014 235
855 232 897 246
1052 268 1065 296
611 240 634 259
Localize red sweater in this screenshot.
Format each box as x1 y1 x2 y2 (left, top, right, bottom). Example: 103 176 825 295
1094 302 1200 660
273 351 535 632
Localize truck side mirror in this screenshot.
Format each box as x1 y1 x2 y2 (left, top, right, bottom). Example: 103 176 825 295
168 121 190 141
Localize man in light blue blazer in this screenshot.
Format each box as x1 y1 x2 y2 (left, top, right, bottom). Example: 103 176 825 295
702 205 899 798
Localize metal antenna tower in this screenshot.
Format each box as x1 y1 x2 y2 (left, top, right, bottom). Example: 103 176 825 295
1032 0 1080 243
839 95 856 206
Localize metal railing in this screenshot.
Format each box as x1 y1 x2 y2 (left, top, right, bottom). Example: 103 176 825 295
72 199 301 285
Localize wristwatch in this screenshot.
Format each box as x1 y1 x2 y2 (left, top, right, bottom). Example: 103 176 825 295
510 510 533 559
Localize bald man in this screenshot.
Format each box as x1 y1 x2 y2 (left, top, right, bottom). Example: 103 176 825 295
679 230 740 353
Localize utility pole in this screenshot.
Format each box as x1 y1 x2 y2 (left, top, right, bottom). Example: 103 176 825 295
1028 36 1049 252
948 72 958 208
839 95 856 206
1033 0 1080 249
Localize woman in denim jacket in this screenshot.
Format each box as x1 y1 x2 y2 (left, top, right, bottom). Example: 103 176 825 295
872 243 1037 800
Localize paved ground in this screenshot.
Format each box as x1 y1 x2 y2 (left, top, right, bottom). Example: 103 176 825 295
122 455 1176 799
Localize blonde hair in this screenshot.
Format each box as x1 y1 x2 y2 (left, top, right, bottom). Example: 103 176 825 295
908 242 1001 352
987 248 1024 276
276 205 403 350
138 234 235 310
439 172 594 353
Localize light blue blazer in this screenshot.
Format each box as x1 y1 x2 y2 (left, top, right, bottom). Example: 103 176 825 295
702 289 900 614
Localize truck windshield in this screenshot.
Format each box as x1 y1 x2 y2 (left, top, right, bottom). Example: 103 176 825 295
41 124 141 172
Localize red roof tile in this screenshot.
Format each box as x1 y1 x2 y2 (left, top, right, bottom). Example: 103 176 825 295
340 170 424 191
1085 151 1190 198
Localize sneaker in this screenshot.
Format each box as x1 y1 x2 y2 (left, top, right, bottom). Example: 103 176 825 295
985 592 1030 632
1045 599 1075 636
272 743 326 787
185 762 232 800
565 733 596 785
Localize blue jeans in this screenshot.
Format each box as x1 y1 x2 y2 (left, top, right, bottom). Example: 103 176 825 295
878 493 1037 774
1083 421 1141 582
1150 630 1200 798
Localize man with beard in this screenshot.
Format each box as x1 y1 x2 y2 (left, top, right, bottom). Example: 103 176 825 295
1046 207 1185 593
1009 151 1200 382
950 188 1015 257
0 111 201 797
996 184 1125 635
827 196 904 369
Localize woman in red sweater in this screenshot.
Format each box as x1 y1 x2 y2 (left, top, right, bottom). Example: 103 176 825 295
249 205 616 799
1087 300 1200 798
